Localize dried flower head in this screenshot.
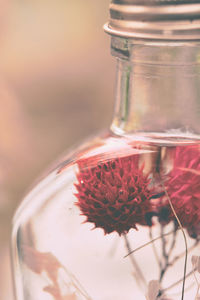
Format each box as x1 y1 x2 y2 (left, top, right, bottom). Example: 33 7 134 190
75 154 154 235
160 145 200 237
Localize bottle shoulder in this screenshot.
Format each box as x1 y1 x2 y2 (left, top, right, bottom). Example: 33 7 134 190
13 130 200 228
15 129 199 230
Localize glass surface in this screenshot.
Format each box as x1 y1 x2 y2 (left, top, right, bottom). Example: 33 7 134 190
12 132 200 300
111 40 200 135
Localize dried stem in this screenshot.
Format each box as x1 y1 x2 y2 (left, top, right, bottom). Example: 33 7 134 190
123 234 147 289
194 271 200 300
160 225 169 281
162 268 197 293
158 239 199 297
160 178 188 300
149 227 162 270
159 222 177 282
124 229 178 258
170 240 199 266
60 265 92 300
192 265 200 300
168 223 177 257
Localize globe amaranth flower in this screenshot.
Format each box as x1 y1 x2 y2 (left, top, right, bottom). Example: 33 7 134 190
74 154 155 235
160 145 200 238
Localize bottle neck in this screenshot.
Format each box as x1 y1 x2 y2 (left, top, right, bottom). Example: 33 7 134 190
110 37 200 138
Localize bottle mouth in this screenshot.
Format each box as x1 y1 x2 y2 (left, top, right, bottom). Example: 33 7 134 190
104 0 200 40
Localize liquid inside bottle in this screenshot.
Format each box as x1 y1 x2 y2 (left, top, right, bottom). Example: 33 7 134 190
12 132 200 300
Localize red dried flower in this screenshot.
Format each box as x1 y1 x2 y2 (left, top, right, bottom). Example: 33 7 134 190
161 145 200 237
75 154 154 235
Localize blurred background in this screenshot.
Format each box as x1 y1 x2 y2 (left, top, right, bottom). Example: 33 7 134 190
0 1 115 299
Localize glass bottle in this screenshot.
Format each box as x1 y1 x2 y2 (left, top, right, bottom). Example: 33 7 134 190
12 1 200 300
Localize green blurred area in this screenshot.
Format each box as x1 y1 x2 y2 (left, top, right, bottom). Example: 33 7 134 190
0 1 115 299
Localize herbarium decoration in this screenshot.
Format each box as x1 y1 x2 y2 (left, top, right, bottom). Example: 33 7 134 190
11 1 200 300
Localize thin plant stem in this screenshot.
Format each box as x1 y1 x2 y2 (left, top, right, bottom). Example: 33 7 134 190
124 229 178 258
194 273 200 300
192 267 200 300
123 234 147 289
160 177 188 300
61 265 92 300
162 268 197 293
164 282 195 297
159 222 177 282
108 236 119 257
161 225 167 262
160 225 169 281
168 222 177 257
170 240 199 266
149 227 162 270
158 240 200 295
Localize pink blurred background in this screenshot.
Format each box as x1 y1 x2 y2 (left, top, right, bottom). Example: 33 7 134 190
0 1 115 299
